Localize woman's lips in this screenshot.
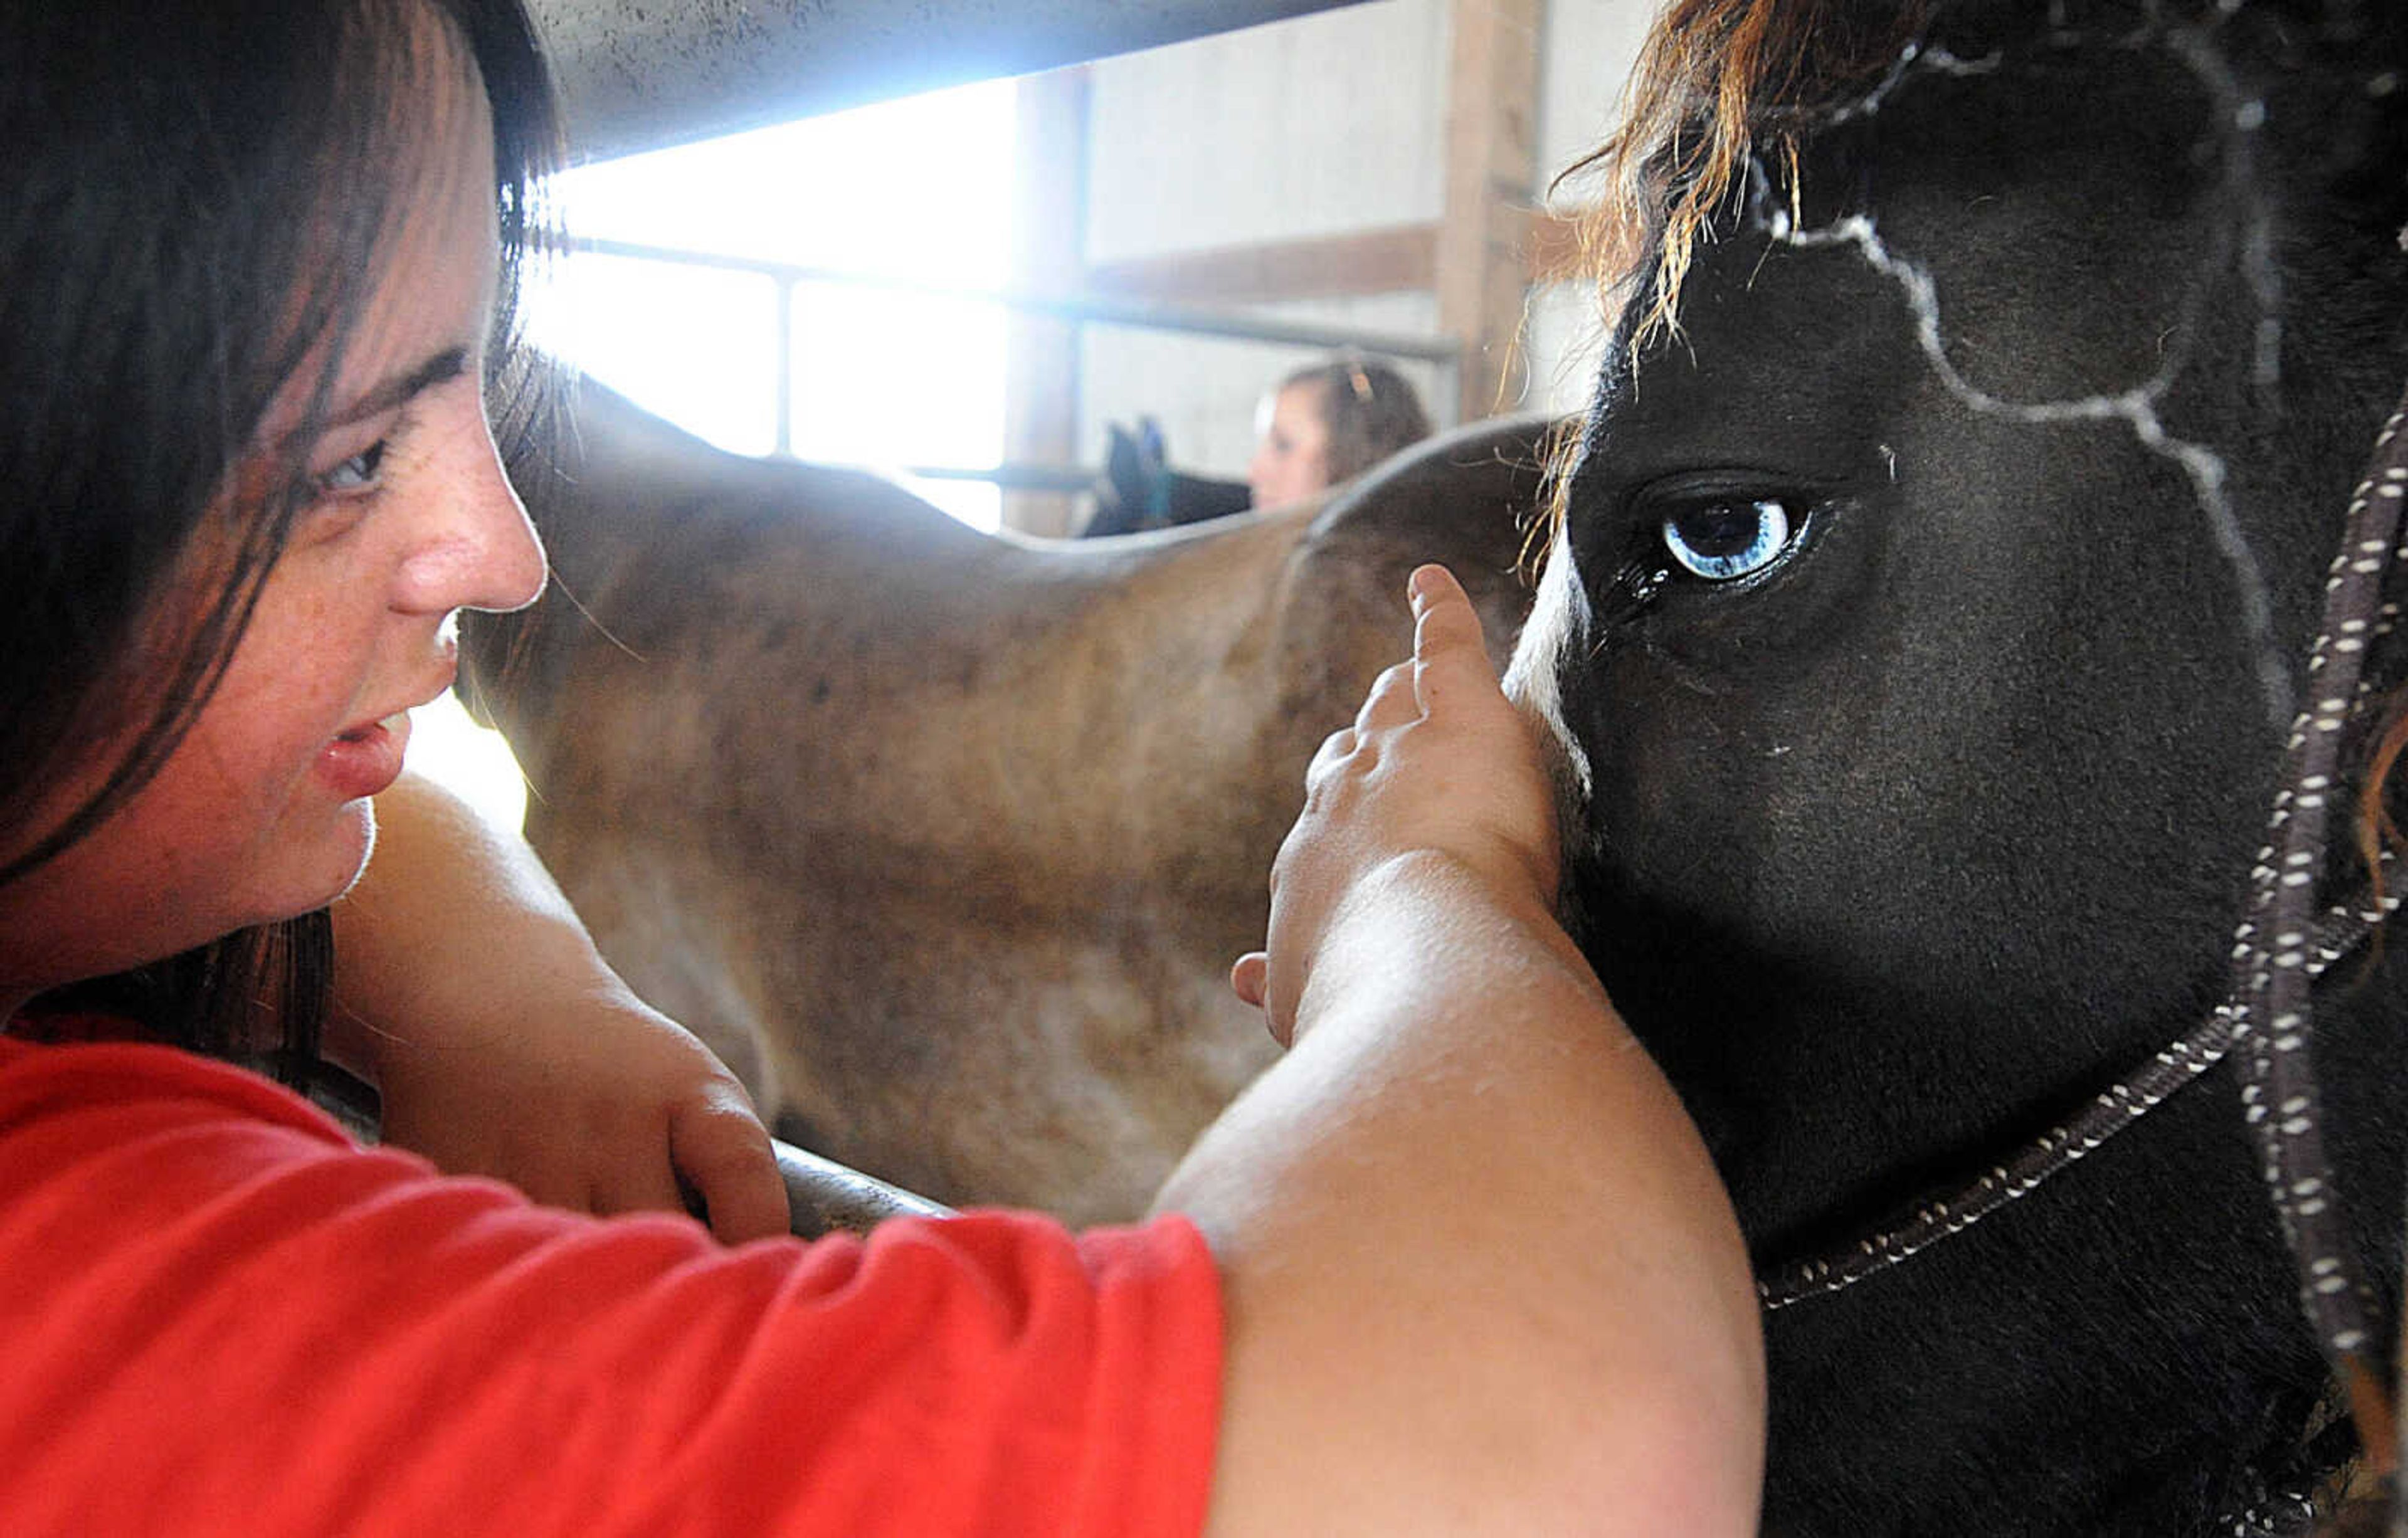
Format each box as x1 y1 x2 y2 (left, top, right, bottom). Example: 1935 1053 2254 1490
317 710 413 800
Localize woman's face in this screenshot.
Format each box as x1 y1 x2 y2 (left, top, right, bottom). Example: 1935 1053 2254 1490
1247 381 1331 508
0 53 544 1001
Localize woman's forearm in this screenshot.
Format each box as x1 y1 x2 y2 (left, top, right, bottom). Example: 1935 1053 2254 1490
1158 852 1764 1536
326 768 611 1076
325 766 788 1241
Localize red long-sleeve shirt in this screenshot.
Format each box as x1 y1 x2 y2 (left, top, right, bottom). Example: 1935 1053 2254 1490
0 1036 1223 1537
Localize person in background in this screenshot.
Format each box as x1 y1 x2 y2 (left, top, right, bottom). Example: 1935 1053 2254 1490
1247 357 1434 509
0 3 1764 1532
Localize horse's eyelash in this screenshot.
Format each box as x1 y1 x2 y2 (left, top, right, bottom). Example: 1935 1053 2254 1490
1597 554 1672 629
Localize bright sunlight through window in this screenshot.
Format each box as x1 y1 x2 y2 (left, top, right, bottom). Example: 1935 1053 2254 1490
415 82 1020 835
529 79 1019 530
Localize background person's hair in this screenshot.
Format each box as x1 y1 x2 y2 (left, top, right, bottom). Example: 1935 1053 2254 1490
1281 359 1434 487
0 0 561 1073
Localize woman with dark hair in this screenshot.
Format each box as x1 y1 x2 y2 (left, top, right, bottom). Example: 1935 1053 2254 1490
0 3 1763 1533
0 0 788 1238
1247 357 1434 508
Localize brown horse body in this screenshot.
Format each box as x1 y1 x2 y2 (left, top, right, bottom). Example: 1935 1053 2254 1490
466 382 1545 1223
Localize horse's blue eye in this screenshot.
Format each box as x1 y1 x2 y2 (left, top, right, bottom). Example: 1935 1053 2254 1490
1662 498 1793 581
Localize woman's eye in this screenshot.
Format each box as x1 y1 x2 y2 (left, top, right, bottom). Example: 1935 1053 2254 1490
1661 497 1795 581
317 439 388 497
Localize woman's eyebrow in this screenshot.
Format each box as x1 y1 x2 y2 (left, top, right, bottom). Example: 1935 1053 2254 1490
317 345 471 436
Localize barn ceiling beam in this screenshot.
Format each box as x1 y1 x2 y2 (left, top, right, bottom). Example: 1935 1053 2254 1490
531 0 1382 162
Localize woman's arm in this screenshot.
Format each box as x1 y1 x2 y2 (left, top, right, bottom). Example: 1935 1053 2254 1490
327 766 789 1243
1159 566 1765 1535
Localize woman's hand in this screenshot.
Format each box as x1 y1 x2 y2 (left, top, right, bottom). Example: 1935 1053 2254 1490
357 981 789 1243
1165 566 1764 1535
330 767 789 1243
1231 562 1560 1045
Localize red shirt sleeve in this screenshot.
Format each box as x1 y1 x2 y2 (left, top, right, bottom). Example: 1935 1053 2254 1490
0 1038 1223 1538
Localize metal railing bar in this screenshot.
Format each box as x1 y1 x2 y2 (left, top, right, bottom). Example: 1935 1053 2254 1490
553 234 1464 364
774 1138 953 1237
876 461 1101 492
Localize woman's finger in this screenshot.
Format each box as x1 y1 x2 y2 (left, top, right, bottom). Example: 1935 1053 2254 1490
589 1146 691 1224
1354 658 1419 734
1304 724 1358 793
670 1096 793 1243
1408 564 1500 713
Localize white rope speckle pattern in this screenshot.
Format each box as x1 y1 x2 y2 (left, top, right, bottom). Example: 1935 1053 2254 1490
2227 389 2408 1381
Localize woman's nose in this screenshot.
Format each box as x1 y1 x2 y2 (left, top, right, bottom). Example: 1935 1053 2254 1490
393 406 548 616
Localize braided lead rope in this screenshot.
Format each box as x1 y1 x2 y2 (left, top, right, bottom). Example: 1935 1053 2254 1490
2228 390 2408 1431
1757 860 2398 1311
2221 1469 2321 1538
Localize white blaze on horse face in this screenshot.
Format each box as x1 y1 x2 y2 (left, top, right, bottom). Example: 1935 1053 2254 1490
1501 538 1597 801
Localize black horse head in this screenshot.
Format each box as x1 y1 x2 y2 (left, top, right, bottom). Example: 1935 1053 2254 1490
1516 1 2408 1530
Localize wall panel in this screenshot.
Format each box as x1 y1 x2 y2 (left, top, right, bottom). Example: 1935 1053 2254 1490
1069 0 1656 492
1085 0 1450 264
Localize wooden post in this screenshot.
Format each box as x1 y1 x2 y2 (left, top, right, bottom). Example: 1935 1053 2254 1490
1001 66 1090 537
1436 0 1544 417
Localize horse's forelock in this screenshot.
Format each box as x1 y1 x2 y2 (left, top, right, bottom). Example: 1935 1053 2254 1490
1538 1 1926 547
1553 0 1925 358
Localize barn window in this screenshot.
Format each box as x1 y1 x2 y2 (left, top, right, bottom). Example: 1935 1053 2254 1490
411 82 1018 832
527 79 1019 532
